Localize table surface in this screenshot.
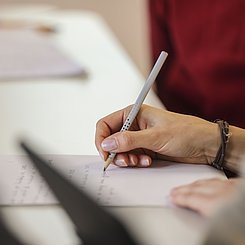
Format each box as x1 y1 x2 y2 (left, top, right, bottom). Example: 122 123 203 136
0 6 207 245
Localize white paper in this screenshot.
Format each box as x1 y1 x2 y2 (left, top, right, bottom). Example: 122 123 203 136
0 30 86 79
0 155 225 206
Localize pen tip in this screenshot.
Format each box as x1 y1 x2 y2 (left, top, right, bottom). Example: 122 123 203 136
103 167 106 172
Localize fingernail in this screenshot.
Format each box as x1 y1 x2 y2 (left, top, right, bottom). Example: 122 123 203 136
101 138 118 151
115 159 127 167
141 158 150 167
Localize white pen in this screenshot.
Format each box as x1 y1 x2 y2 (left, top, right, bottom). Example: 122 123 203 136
103 51 168 171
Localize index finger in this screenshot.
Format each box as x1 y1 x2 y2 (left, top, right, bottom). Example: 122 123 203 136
95 106 131 158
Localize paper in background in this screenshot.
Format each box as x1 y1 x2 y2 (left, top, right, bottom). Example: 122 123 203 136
0 29 87 79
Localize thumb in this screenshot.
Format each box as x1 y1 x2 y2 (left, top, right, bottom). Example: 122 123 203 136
101 129 159 153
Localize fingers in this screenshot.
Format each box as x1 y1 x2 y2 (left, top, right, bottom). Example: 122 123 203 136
95 105 157 167
171 188 211 216
113 153 152 168
95 107 130 160
99 129 160 167
170 178 239 216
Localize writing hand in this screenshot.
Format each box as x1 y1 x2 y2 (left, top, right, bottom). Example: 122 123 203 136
95 104 219 167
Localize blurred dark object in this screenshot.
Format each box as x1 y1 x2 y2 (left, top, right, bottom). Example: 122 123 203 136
0 216 24 245
20 141 138 245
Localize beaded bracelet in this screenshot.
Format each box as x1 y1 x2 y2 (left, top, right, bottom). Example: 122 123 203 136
211 120 231 171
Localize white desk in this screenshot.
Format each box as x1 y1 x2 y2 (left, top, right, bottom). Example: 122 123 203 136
0 6 207 245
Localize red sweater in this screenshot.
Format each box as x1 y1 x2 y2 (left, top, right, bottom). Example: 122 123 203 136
149 0 245 128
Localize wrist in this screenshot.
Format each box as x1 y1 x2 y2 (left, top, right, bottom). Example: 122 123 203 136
204 123 244 174
224 126 245 172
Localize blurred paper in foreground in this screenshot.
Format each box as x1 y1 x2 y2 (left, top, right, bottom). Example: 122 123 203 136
0 155 225 206
0 30 87 79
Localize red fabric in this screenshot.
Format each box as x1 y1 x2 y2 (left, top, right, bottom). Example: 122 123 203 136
149 0 245 128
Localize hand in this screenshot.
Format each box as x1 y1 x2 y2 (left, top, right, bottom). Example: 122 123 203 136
170 178 240 216
95 104 219 167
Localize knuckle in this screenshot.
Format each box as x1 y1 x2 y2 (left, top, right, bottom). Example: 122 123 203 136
95 118 103 129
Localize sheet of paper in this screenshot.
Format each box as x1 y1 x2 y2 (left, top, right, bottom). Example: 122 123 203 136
0 155 225 206
0 30 86 79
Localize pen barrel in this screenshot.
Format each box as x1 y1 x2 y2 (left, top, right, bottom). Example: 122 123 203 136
104 51 167 170
135 51 168 104
120 51 168 133
120 103 141 132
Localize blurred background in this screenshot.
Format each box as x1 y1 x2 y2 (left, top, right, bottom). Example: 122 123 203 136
0 0 151 77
